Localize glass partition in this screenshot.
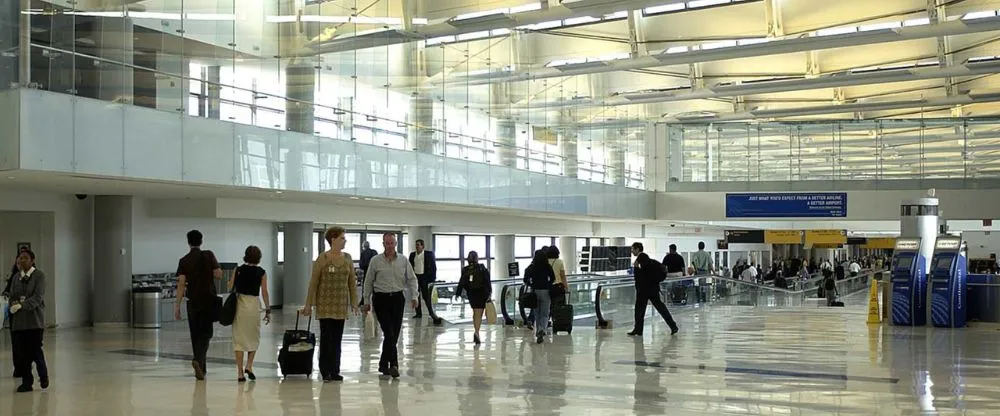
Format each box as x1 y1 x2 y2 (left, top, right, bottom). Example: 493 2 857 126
667 119 1000 185
12 0 648 194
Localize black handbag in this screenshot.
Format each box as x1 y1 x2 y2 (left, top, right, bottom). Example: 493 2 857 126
218 291 237 326
519 287 537 309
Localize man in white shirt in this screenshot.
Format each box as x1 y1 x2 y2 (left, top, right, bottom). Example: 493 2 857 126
849 260 862 277
741 263 758 282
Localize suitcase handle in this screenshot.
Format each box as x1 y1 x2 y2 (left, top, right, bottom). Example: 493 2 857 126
295 309 312 331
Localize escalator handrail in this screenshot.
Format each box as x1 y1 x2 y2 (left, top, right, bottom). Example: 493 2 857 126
593 270 884 326
498 275 636 325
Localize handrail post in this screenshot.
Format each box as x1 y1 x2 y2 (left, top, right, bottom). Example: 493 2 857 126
595 285 609 328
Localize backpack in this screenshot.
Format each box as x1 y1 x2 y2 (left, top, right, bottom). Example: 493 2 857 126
824 277 836 291
647 259 667 283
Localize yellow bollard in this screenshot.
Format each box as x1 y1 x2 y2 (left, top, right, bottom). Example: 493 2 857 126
866 279 881 324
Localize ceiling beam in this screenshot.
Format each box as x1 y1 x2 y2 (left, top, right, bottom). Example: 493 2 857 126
662 91 1000 122
524 60 1000 110
447 16 1000 85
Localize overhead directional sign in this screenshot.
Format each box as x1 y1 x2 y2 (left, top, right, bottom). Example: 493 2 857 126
765 230 804 244
725 230 765 244
725 193 847 218
805 229 847 245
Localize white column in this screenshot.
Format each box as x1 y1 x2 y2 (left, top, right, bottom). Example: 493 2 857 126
559 109 579 179
407 226 433 254
282 222 315 307
900 197 939 274
558 236 577 274
93 196 134 325
495 235 515 277
607 130 627 186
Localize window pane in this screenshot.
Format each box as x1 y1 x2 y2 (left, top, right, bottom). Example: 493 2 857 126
401 233 409 254
515 236 532 258
277 231 285 263
437 260 463 283
344 233 362 261
435 235 461 259
464 236 487 260
365 233 381 253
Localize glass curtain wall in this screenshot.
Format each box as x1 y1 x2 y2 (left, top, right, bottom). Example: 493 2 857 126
669 119 993 183
14 0 647 190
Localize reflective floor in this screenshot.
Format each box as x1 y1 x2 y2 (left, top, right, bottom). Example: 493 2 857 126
1 290 998 415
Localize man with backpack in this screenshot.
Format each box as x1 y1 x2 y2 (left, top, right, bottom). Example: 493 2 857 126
628 243 679 337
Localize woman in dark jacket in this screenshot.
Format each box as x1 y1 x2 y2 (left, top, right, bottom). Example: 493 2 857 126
455 251 491 346
524 250 555 344
8 250 48 392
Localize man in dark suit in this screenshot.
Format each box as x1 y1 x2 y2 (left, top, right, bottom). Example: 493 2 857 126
628 248 679 337
408 239 440 322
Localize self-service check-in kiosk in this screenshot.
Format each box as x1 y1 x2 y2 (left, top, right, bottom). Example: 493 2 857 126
930 236 967 328
891 238 927 326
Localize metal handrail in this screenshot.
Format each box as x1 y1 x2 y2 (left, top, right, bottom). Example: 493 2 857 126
497 273 632 325
514 276 635 325
593 270 884 327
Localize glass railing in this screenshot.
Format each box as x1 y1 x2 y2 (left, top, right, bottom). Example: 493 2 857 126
594 270 882 328
428 277 523 324
491 274 632 325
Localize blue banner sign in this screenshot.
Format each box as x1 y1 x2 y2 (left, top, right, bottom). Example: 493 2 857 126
725 193 847 218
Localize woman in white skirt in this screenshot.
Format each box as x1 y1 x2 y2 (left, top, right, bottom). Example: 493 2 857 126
229 245 271 382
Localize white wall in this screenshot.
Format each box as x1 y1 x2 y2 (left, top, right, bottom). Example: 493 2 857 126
132 198 276 276
0 190 94 328
962 231 1000 259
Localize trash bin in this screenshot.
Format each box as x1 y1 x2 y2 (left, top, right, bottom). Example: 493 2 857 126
132 287 162 329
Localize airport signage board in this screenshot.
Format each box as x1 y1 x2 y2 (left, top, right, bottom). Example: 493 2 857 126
805 229 847 245
895 238 921 250
764 230 804 244
725 230 764 244
863 238 897 249
935 238 961 250
725 192 847 218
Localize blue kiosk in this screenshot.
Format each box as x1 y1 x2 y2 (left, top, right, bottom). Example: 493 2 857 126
891 238 927 326
930 236 967 328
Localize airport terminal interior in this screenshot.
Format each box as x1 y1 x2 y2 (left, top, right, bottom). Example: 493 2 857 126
7 0 1000 414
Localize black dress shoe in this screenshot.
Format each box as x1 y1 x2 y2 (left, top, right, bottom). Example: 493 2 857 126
412 314 422 319
627 330 642 336
377 366 388 375
329 374 344 381
388 367 400 378
40 379 48 389
671 326 679 335
16 384 32 393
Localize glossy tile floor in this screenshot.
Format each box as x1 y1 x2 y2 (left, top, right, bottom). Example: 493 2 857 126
1 290 999 415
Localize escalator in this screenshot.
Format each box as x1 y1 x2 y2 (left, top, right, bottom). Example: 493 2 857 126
428 269 880 327
594 270 880 329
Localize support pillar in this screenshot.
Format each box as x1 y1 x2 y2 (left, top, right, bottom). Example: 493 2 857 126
284 63 314 191
559 109 579 179
558 236 577 274
495 235 515 277
492 83 517 167
608 129 628 186
282 222 315 307
408 94 436 154
90 15 134 103
205 65 221 119
93 196 134 325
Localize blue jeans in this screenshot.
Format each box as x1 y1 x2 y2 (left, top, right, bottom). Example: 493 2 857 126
533 289 551 337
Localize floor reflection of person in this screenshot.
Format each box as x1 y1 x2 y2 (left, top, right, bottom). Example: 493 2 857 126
457 350 493 416
379 378 402 416
632 340 666 416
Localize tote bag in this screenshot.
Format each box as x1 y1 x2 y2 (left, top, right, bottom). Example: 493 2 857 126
485 301 498 325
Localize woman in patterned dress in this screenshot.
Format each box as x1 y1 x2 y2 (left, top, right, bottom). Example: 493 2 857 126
303 226 359 382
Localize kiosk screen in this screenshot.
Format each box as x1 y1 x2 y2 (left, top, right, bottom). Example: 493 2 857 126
896 257 913 271
935 256 953 270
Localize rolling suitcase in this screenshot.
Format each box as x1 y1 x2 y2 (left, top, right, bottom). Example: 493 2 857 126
670 286 688 305
278 311 316 379
551 303 573 335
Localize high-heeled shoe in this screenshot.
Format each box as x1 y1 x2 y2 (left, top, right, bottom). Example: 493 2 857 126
244 369 256 381
474 334 481 345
